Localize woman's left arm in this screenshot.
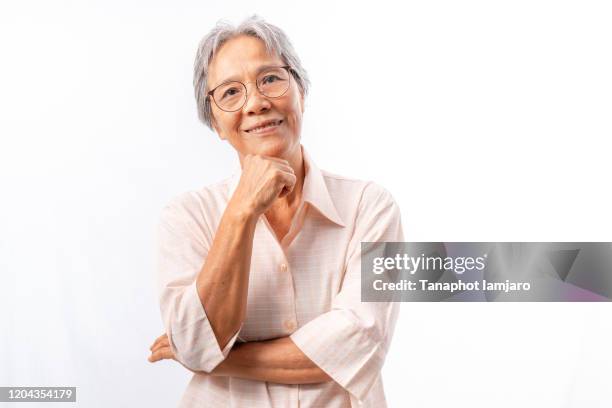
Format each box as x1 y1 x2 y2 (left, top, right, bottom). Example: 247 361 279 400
213 337 332 384
149 334 331 384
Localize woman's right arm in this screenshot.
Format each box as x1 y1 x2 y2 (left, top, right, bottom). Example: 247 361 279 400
193 154 296 350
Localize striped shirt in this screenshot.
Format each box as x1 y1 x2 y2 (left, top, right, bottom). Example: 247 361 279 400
156 146 403 407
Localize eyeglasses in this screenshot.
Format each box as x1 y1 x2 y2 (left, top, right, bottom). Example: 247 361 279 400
207 66 292 112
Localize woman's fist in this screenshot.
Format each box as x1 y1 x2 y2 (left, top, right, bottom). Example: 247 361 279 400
230 155 296 216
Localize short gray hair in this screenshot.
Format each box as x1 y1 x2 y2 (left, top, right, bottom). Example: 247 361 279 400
193 15 310 129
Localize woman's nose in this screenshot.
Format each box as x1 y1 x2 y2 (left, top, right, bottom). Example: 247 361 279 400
242 83 272 114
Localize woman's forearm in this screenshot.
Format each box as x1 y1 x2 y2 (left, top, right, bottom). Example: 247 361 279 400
212 337 332 384
195 202 258 350
192 155 299 351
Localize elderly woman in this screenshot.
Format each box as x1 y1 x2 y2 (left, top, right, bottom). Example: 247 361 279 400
148 16 403 408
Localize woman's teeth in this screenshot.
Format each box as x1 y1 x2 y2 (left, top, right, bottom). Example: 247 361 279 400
247 120 281 133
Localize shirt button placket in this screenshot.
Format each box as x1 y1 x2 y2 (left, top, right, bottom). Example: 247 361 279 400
278 259 298 334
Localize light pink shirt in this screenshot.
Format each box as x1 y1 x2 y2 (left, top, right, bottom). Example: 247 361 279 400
156 147 403 407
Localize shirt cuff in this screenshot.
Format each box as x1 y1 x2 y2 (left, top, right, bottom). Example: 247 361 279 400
167 281 240 372
290 310 386 402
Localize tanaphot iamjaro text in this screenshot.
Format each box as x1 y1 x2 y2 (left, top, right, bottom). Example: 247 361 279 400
371 253 532 293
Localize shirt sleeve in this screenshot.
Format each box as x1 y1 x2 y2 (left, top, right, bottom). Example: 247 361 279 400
155 194 240 373
290 182 403 402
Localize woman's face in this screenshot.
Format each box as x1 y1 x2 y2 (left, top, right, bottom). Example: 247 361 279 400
207 35 304 161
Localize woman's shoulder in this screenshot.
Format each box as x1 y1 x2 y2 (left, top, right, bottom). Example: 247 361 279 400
160 176 235 222
320 169 398 208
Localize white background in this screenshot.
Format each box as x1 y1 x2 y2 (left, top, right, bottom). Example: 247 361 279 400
1 1 611 407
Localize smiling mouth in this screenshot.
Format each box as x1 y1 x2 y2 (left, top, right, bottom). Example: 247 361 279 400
245 120 283 134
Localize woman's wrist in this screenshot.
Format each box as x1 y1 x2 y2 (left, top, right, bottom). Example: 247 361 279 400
225 199 259 224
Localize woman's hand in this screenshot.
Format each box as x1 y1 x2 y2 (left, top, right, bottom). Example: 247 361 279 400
229 155 296 217
147 333 232 376
148 333 175 363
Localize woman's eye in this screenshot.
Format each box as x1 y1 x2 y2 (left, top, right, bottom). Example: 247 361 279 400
262 75 281 84
222 88 240 99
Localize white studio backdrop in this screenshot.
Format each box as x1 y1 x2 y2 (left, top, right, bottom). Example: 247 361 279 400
1 1 611 407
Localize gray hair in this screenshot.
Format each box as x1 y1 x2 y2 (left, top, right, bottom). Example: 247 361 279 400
193 15 310 129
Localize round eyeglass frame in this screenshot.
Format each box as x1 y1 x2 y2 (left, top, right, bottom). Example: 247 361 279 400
207 65 293 112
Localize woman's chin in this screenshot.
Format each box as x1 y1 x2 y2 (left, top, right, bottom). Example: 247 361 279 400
247 136 298 158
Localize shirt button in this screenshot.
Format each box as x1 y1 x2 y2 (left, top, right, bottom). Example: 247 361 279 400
279 263 288 273
284 319 297 331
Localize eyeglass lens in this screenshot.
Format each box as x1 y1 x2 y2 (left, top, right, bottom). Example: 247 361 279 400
212 67 290 111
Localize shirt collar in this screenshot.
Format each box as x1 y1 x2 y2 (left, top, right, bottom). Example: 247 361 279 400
301 146 345 227
227 145 345 227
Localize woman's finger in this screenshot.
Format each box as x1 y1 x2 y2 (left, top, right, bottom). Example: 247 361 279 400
149 334 165 350
150 333 167 350
260 155 290 166
151 336 170 353
148 346 175 363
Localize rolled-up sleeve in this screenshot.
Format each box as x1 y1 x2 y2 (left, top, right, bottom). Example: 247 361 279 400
156 195 240 372
290 183 403 402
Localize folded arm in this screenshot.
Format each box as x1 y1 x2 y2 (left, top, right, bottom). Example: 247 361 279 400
212 337 332 384
149 334 331 384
